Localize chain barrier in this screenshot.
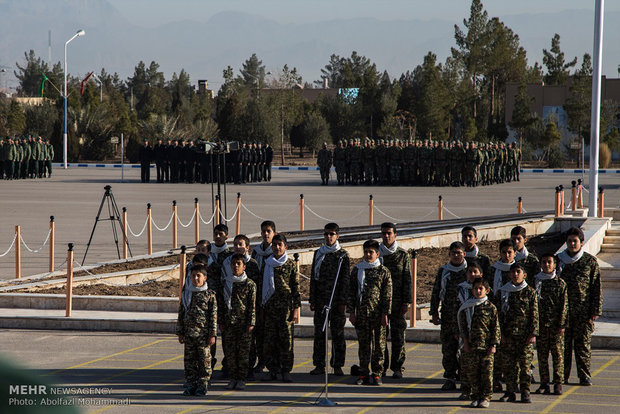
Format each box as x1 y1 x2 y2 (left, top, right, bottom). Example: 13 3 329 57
199 208 217 225
0 234 17 258
127 216 149 238
73 260 180 287
373 204 408 223
20 229 52 253
152 212 175 232
177 210 196 228
219 203 240 223
304 204 335 222
442 205 462 219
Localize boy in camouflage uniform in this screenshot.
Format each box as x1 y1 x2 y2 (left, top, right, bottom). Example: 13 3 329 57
497 263 538 403
511 226 540 283
218 253 256 390
258 234 300 383
534 252 568 395
211 224 232 265
309 223 350 376
458 278 500 409
430 241 468 390
348 239 392 386
461 226 492 283
176 264 217 396
379 222 412 379
557 227 602 386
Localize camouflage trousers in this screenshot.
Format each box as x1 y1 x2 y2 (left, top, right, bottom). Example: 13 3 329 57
223 324 252 380
383 313 407 373
356 316 386 376
462 350 494 401
263 308 294 373
184 338 212 389
390 165 401 184
501 338 533 393
350 163 361 184
440 324 460 379
312 307 346 369
564 317 594 381
537 327 564 384
335 163 346 184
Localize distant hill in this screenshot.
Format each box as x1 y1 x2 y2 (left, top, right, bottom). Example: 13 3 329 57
0 0 617 91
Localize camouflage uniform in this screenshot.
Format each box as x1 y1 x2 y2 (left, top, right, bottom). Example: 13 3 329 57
176 289 218 391
459 299 500 402
258 258 301 374
430 264 467 380
333 142 347 185
348 264 392 377
243 258 263 372
309 247 350 370
496 284 538 394
465 250 493 286
558 251 602 382
217 277 257 381
535 275 568 385
517 252 540 286
380 247 412 374
362 141 375 185
317 146 332 185
375 141 389 185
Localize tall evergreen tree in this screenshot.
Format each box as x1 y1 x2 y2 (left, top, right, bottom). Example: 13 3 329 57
543 34 577 86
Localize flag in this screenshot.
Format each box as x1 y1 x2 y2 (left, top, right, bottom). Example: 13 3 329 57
80 71 94 95
38 74 48 97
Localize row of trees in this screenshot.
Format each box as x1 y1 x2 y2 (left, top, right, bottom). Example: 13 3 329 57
0 0 617 163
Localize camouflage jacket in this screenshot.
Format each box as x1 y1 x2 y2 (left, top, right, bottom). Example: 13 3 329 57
558 252 602 318
317 148 332 167
176 290 218 343
496 285 539 339
535 276 568 330
333 147 346 164
258 258 301 313
309 248 350 307
458 299 500 351
517 253 540 285
430 266 467 328
380 248 412 313
465 251 493 284
216 278 256 328
347 265 392 319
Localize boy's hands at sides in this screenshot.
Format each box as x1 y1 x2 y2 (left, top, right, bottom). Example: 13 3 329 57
487 345 496 356
381 314 388 327
206 336 216 346
526 335 536 345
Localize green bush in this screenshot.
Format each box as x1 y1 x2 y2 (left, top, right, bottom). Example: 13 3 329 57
547 144 565 168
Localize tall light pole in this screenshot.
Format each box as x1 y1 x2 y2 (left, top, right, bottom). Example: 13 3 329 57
63 29 85 169
588 1 604 216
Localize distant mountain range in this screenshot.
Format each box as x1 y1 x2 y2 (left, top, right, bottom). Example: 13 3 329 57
1 0 618 91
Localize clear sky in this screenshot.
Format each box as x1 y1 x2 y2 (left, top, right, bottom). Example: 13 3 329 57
107 0 606 27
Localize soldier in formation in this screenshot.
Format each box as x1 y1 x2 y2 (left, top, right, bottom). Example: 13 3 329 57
321 138 522 187
1 136 54 180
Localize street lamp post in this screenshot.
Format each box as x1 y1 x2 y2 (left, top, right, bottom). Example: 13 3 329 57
63 29 85 169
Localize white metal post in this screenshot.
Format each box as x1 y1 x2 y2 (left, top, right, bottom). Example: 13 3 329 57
588 0 604 217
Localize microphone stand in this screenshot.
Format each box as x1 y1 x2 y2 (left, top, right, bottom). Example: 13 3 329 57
316 258 343 407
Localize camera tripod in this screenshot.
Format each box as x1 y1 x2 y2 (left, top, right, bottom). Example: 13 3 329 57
82 185 132 265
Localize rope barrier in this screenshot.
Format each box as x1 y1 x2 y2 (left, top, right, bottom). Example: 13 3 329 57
127 216 149 238
416 209 437 221
219 203 240 223
442 205 461 219
339 207 366 223
72 260 180 287
304 204 336 222
177 210 196 228
241 203 270 221
522 206 528 213
373 204 408 223
0 234 17 257
20 229 52 253
199 208 217 225
152 212 175 232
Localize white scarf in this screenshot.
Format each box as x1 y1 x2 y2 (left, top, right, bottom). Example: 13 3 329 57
210 242 228 263
356 259 381 302
181 280 210 311
558 248 584 271
262 253 288 305
313 241 341 281
439 260 468 302
492 260 514 297
223 271 248 310
253 242 273 272
515 245 529 262
379 241 398 263
499 280 528 314
457 296 488 333
457 280 473 306
534 270 556 299
464 245 479 258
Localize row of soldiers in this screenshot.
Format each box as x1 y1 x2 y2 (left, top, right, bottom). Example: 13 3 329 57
1 136 54 180
139 140 273 185
317 139 521 187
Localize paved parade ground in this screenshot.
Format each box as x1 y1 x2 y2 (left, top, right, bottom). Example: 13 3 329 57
1 329 620 414
0 167 618 279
